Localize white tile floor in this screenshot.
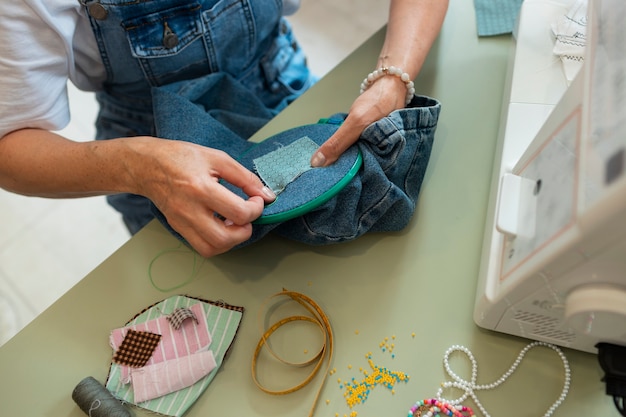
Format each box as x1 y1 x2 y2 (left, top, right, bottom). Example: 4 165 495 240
0 1 390 346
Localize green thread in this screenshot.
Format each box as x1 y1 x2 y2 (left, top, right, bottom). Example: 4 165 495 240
148 243 205 292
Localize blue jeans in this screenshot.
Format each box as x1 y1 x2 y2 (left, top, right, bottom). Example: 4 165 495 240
150 74 441 247
83 0 314 233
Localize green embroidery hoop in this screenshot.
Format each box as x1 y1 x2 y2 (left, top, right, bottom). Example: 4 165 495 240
255 149 362 224
223 119 363 225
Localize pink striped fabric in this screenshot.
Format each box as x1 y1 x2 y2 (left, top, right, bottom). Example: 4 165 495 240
131 350 217 403
109 302 211 383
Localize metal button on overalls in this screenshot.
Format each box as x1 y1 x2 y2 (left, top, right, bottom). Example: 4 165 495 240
163 22 179 49
88 3 108 20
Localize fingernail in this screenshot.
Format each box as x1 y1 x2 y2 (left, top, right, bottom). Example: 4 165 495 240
262 186 276 200
224 219 234 227
310 151 326 168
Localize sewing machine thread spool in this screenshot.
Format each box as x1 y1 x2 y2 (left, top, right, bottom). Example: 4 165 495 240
72 376 132 417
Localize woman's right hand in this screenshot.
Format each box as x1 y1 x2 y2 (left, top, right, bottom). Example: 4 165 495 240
129 138 276 257
0 129 274 257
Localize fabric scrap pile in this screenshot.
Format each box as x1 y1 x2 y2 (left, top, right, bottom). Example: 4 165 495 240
104 295 244 417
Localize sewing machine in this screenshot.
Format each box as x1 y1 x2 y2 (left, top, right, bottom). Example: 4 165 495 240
474 0 626 353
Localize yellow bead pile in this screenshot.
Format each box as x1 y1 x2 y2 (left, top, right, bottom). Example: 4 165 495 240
342 358 409 409
330 332 415 416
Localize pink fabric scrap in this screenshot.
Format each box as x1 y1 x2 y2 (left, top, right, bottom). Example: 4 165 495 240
131 350 217 403
110 302 211 383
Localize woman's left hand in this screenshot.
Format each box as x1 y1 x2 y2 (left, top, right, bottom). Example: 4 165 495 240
310 67 409 167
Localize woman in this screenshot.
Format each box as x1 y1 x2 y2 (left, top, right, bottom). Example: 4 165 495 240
0 0 448 257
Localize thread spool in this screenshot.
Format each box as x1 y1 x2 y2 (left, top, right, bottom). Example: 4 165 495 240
72 376 132 417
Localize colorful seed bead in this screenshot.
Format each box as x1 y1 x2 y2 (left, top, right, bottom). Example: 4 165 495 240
343 359 410 408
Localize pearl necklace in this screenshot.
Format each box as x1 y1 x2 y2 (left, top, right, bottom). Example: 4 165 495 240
433 342 571 417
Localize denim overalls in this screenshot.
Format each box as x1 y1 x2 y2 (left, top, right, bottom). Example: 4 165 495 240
81 0 314 233
81 0 442 248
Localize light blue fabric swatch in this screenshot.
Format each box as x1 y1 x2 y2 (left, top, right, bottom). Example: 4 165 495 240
474 0 524 36
253 136 319 195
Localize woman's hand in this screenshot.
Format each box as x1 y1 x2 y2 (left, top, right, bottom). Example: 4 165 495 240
310 75 407 167
131 138 276 257
0 129 274 257
310 0 449 168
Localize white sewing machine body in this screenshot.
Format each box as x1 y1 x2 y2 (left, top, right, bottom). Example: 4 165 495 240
474 0 626 353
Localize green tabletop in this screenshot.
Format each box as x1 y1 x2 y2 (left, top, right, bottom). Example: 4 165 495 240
0 1 614 416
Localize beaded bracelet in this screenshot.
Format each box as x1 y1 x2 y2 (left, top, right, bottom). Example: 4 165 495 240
359 66 415 105
408 398 475 417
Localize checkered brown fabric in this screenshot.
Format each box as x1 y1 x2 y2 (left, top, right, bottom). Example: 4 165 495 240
167 307 199 330
113 329 162 367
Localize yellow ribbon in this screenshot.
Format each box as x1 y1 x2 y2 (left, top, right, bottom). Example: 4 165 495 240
251 289 334 417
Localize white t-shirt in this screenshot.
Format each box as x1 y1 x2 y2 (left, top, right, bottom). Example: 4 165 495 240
0 0 301 138
0 1 104 138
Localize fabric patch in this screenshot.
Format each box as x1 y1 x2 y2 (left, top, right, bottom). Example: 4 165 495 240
473 0 523 36
167 307 199 330
112 329 161 368
551 0 587 83
131 350 217 403
110 302 211 384
253 136 319 194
